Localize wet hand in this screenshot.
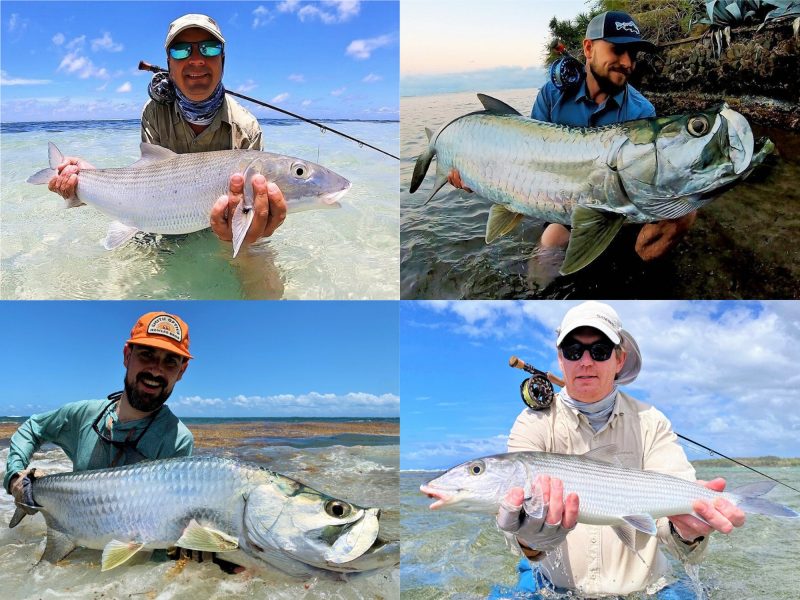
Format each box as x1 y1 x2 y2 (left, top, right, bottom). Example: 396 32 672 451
447 168 473 193
210 173 287 246
635 211 697 261
496 475 579 552
48 156 93 201
669 478 746 541
9 468 43 507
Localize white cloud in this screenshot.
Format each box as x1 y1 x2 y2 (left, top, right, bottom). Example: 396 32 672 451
116 81 131 93
271 92 289 103
404 435 508 468
288 73 305 83
362 73 382 83
281 1 360 24
65 35 86 50
0 70 51 86
52 33 65 46
91 32 123 52
345 33 395 60
301 99 312 106
252 5 273 28
236 79 258 93
58 52 109 80
330 86 346 96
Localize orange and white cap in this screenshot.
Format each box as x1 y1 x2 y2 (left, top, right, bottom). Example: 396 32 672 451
126 312 193 359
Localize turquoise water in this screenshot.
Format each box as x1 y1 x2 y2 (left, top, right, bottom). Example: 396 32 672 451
1 118 399 300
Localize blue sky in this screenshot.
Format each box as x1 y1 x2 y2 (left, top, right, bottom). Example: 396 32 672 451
0 301 399 418
1 1 398 122
401 301 800 470
401 0 589 96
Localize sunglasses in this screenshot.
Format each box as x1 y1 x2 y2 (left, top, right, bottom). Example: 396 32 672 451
560 340 615 362
610 44 639 62
168 40 223 60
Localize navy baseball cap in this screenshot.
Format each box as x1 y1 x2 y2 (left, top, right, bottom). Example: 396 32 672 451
585 11 656 52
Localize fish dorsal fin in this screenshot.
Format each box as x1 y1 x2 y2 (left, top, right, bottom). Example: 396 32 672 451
561 206 625 275
485 205 524 243
41 527 77 565
101 539 146 571
477 93 522 116
176 518 239 552
325 508 380 564
132 142 178 167
582 444 622 466
425 127 435 141
621 514 657 536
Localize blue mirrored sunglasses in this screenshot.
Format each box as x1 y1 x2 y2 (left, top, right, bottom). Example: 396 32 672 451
168 40 223 60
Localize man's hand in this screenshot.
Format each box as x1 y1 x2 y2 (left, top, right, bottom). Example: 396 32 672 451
447 169 473 193
210 173 287 248
668 478 745 541
635 211 697 261
496 474 579 553
9 468 42 507
48 157 94 201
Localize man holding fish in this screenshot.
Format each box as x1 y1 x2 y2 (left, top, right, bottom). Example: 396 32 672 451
46 13 286 252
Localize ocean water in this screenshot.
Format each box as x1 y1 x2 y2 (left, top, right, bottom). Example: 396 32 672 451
400 88 800 299
401 465 800 600
1 118 399 300
0 422 399 599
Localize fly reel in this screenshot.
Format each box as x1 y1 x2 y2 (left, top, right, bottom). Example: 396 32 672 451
509 356 564 411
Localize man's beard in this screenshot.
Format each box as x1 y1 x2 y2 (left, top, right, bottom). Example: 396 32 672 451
589 63 628 97
124 372 172 413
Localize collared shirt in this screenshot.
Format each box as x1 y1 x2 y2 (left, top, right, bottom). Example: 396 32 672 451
4 399 193 492
141 95 263 153
507 390 709 596
531 80 655 127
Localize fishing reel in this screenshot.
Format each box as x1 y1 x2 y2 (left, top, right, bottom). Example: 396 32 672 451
509 356 563 411
548 40 584 93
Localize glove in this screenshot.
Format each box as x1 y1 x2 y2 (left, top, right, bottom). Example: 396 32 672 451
496 477 577 553
10 468 42 514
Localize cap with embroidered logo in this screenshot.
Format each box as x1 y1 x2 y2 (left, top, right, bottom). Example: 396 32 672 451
164 14 225 50
585 11 656 53
126 312 193 359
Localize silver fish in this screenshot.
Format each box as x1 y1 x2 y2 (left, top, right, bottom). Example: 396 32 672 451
420 446 798 552
10 456 398 576
410 94 774 274
27 142 351 257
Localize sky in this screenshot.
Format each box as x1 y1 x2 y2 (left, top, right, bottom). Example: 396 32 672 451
400 0 590 96
0 1 399 122
401 301 800 470
0 301 399 418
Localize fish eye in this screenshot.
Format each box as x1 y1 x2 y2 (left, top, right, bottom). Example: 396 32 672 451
467 460 485 476
687 115 710 137
291 161 310 179
324 500 352 519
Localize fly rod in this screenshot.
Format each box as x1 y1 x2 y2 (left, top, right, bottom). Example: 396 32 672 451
509 355 800 494
138 61 399 161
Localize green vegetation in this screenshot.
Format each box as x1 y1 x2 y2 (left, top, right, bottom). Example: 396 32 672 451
692 456 800 468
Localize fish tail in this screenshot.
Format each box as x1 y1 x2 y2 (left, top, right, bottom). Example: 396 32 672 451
26 141 64 185
9 506 27 528
732 482 800 518
410 146 436 194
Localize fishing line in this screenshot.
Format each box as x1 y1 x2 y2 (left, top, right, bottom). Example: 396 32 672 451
509 355 800 495
139 61 399 160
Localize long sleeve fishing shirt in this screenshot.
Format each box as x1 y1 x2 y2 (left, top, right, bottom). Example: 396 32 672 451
141 95 262 154
507 390 710 596
3 399 193 493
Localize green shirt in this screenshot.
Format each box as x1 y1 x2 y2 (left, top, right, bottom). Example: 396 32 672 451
3 398 193 492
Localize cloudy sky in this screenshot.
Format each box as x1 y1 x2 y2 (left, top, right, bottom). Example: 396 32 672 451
401 0 588 96
401 301 800 470
0 301 399 418
1 1 398 122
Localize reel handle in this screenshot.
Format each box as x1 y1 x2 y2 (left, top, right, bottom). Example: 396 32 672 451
508 356 565 387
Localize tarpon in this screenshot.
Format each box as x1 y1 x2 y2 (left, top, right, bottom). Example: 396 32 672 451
410 94 774 274
10 456 398 576
420 446 798 554
27 143 352 257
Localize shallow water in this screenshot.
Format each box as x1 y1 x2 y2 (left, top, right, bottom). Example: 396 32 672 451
1 119 399 300
400 465 800 599
0 434 399 599
400 88 800 299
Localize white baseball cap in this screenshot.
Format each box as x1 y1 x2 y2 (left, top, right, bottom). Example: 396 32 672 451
165 14 225 49
556 301 641 385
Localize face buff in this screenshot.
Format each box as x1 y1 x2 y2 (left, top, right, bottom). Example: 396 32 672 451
558 385 618 432
147 72 226 126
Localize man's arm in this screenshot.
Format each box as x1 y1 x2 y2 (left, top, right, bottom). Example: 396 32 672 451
141 101 163 146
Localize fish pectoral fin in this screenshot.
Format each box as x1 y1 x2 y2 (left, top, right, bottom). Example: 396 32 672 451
40 528 77 565
582 444 622 466
485 205 523 243
101 539 146 571
231 201 255 259
621 514 657 536
423 173 449 206
522 483 546 520
176 518 239 553
325 508 380 564
477 94 522 116
611 525 647 565
560 206 625 275
103 221 140 250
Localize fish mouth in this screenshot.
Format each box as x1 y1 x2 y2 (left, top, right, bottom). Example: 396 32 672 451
720 107 754 175
420 484 455 510
322 181 351 206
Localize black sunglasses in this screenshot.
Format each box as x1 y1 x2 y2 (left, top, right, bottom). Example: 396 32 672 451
91 394 160 455
610 44 639 62
560 340 615 362
168 40 223 60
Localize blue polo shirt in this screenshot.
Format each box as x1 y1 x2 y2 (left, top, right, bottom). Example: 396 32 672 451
531 80 654 127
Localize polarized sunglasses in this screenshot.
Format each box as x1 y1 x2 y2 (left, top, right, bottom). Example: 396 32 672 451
559 340 615 362
168 40 223 60
610 44 639 62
